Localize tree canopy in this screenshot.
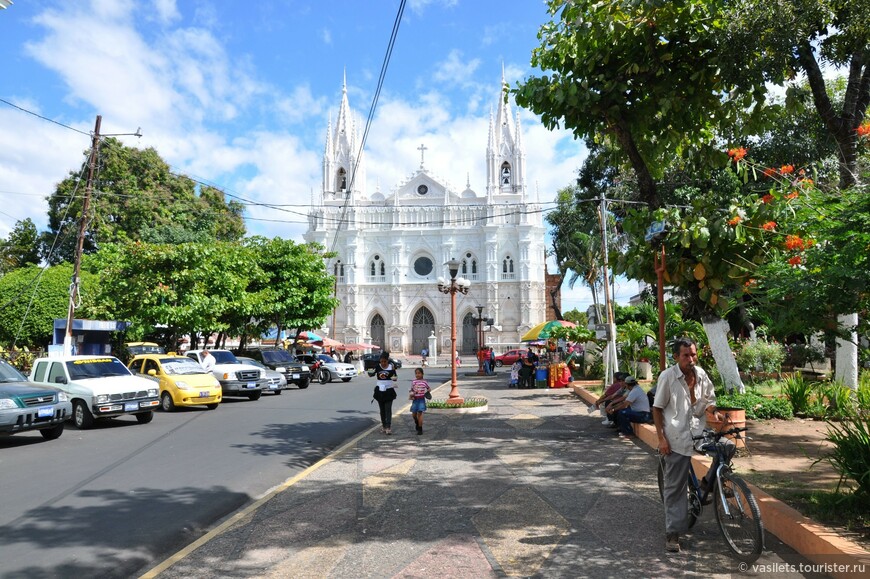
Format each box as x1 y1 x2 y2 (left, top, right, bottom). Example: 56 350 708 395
40 138 246 265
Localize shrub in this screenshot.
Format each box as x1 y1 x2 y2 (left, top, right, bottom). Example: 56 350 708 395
784 343 826 368
781 374 813 415
858 372 870 413
428 397 488 409
716 391 793 420
822 382 857 419
735 339 786 374
817 414 870 497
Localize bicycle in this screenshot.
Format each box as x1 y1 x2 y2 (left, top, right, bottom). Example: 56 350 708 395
657 426 764 563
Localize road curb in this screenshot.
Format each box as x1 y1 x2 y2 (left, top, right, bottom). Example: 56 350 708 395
571 384 870 578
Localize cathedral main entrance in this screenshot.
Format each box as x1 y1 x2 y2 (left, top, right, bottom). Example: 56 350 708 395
370 314 385 351
411 307 434 354
462 312 478 354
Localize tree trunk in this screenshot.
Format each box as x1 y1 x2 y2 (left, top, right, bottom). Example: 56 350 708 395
835 313 859 389
702 316 745 393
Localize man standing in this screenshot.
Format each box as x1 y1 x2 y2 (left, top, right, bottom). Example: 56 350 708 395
200 349 216 373
652 337 725 554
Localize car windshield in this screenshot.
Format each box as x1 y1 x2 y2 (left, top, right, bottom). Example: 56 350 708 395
261 350 294 364
0 359 27 382
161 358 207 375
210 351 238 364
67 358 132 380
128 344 164 355
318 355 337 363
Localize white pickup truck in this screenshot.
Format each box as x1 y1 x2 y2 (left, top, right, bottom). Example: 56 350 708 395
29 355 159 429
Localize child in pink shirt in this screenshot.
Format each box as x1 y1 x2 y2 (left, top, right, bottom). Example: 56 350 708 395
409 368 430 435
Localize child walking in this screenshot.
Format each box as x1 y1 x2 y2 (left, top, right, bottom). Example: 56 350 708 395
409 367 430 435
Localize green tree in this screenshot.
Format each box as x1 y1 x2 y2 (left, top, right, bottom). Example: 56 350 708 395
41 138 245 264
0 264 96 347
515 0 769 207
1 218 40 273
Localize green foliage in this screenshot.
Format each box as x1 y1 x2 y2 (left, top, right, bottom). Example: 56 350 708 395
859 372 870 411
41 138 245 265
716 391 794 420
784 342 826 369
818 414 870 497
0 346 36 374
781 373 813 415
0 264 96 348
0 218 40 273
562 308 589 327
428 397 488 409
821 382 858 419
735 339 786 374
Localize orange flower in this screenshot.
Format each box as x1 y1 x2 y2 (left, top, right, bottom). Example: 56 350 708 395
788 255 802 266
780 164 795 174
784 235 805 251
762 168 776 178
857 122 870 137
762 221 777 231
728 216 741 226
799 178 813 186
785 191 799 200
727 147 747 161
744 278 756 287
761 194 774 204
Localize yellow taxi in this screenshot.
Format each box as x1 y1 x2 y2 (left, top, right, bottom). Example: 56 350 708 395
128 353 222 411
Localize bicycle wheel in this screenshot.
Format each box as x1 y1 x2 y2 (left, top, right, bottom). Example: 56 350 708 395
657 458 701 529
714 471 764 563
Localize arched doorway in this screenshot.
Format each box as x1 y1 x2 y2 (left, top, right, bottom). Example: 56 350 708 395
462 312 477 354
412 307 435 354
370 314 385 351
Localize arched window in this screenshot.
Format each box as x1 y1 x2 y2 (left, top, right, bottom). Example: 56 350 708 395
502 255 515 280
380 261 385 276
500 162 511 186
461 260 468 275
337 168 347 191
370 261 376 276
370 314 385 350
471 260 477 274
369 255 385 281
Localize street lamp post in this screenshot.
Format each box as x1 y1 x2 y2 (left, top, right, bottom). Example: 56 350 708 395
438 258 470 404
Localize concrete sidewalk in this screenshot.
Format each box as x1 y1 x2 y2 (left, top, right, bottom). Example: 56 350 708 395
142 374 861 579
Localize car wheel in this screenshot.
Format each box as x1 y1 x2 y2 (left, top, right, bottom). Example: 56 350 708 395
247 391 262 401
136 411 154 424
341 377 352 382
495 360 504 367
40 423 64 440
274 389 282 395
321 369 332 383
73 400 94 429
206 403 219 410
161 392 175 412
297 379 310 389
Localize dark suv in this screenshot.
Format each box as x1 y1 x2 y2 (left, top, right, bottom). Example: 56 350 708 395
360 353 403 372
235 348 311 389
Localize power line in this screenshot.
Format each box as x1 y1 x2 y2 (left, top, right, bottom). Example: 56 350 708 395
0 97 92 136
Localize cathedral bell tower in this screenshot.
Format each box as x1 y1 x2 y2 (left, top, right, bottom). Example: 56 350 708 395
486 67 526 200
322 72 366 203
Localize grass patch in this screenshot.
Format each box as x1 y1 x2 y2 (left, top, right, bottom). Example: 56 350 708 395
788 490 870 541
428 396 488 409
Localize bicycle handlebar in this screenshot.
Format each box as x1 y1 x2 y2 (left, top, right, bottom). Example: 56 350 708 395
692 426 747 441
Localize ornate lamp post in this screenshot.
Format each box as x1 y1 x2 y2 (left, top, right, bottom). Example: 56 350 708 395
475 305 485 375
438 258 470 404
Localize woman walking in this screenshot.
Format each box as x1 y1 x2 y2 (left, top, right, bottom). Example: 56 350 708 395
369 351 398 434
409 367 430 435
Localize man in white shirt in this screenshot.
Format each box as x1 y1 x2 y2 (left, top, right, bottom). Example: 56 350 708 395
653 337 726 554
611 376 651 437
200 349 216 373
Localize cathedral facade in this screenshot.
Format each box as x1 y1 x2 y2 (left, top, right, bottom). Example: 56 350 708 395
303 75 547 356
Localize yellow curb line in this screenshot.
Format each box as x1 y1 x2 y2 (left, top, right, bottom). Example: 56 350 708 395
571 384 870 578
139 380 452 578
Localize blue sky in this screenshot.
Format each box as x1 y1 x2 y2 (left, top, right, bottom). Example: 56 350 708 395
0 0 638 311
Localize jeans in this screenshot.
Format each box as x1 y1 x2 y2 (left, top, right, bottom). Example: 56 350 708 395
483 360 491 375
377 399 393 428
615 409 651 435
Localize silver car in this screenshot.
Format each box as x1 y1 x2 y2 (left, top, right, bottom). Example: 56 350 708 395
236 357 286 394
316 354 358 383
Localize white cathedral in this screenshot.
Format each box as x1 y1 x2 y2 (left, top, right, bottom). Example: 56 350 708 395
304 74 548 356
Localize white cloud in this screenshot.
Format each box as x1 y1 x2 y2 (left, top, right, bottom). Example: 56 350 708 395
432 49 481 88
151 0 180 25
321 28 332 45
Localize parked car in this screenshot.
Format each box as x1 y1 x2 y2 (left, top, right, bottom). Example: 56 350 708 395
235 357 286 394
494 349 529 367
360 353 403 372
125 342 165 357
186 349 268 401
315 354 357 383
294 354 324 382
128 353 222 411
29 355 159 429
0 358 71 440
235 348 311 389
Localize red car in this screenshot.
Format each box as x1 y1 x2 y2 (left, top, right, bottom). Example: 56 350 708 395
494 349 529 367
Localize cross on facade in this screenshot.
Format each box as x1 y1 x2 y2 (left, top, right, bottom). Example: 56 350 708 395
417 143 428 169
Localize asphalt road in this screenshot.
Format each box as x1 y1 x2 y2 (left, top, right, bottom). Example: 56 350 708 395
0 366 448 579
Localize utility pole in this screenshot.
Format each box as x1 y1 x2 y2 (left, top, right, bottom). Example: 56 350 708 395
63 115 102 356
598 189 618 385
